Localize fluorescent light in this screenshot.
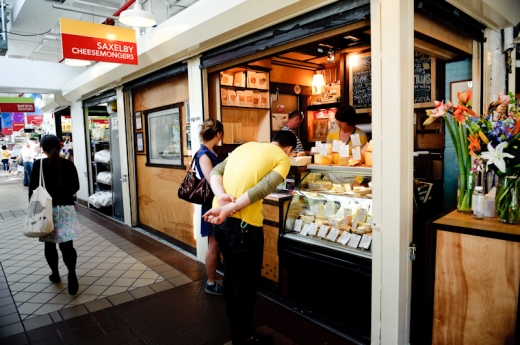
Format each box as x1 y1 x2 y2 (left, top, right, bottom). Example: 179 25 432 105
63 59 91 66
119 3 156 28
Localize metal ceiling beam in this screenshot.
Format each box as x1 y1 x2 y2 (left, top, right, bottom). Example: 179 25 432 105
52 4 119 20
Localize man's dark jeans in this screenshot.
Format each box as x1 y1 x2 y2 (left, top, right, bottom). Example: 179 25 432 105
23 161 33 186
215 217 264 345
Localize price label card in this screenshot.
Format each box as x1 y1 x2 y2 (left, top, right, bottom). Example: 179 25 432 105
326 227 340 242
344 208 353 216
329 217 339 227
308 223 318 236
358 208 368 223
315 141 321 149
351 133 361 147
351 217 358 230
325 202 335 215
294 219 303 232
352 146 362 161
319 144 328 155
366 215 373 225
300 224 310 236
332 140 341 153
337 232 352 245
286 218 295 230
317 225 329 238
359 235 372 249
340 144 350 158
310 204 320 214
348 234 362 248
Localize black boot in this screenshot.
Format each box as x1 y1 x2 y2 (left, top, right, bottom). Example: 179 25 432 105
68 274 78 295
44 243 60 283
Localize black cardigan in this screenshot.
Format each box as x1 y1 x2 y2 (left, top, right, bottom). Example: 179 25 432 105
29 158 80 206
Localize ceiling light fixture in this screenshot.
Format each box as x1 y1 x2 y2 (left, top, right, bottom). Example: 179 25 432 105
312 71 325 94
119 2 156 28
63 58 92 66
327 50 335 62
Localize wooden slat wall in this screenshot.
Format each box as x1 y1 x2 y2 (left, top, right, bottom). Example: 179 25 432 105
132 73 196 249
433 230 520 345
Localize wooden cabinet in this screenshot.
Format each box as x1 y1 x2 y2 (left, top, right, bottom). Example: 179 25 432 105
424 211 520 345
261 193 291 288
218 67 271 143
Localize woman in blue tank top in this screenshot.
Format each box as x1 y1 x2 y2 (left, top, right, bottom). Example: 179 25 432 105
195 119 224 295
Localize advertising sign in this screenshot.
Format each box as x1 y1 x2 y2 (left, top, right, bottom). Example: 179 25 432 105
60 18 138 65
0 97 35 112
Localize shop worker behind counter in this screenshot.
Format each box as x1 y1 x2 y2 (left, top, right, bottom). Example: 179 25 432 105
202 130 296 345
326 104 367 149
280 110 305 154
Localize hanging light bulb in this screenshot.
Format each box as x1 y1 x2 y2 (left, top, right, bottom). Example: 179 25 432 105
312 71 325 95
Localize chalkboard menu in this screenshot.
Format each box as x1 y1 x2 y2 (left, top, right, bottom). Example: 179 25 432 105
350 53 372 111
414 52 433 105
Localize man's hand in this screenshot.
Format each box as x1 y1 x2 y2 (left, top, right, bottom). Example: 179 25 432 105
217 193 235 207
202 203 234 225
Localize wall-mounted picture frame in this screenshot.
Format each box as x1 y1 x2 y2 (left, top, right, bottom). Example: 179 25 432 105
135 111 143 130
136 132 145 153
145 103 184 168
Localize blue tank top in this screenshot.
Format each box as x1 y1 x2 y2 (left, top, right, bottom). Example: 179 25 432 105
194 145 220 179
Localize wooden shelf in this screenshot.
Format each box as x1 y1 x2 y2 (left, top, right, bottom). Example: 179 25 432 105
221 86 269 92
222 106 270 110
307 103 341 110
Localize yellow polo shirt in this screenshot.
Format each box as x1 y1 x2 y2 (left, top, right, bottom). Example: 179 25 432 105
213 142 291 227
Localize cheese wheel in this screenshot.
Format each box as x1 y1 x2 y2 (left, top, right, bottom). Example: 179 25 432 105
367 140 373 152
332 153 339 164
338 157 349 166
365 152 373 166
321 156 332 165
314 154 323 164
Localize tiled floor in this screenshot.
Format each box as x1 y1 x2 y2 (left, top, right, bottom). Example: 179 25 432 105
0 170 355 345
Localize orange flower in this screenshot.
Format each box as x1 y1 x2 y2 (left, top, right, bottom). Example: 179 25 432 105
512 120 520 136
467 134 481 156
454 108 465 123
457 89 472 105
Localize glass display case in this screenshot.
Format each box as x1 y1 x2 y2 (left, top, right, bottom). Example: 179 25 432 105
282 165 373 260
278 165 373 344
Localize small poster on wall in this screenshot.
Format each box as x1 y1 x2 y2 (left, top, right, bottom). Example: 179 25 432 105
135 111 142 130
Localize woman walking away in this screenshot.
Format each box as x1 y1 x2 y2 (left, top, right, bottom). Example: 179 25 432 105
1 145 10 171
29 135 81 295
195 119 224 295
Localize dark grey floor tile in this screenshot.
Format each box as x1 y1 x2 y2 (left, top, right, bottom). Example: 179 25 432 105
0 322 25 338
0 312 21 327
107 292 134 306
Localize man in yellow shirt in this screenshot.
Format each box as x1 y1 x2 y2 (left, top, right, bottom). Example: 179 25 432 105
203 131 296 345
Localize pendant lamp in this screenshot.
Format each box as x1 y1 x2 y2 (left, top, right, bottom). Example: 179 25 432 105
119 2 156 28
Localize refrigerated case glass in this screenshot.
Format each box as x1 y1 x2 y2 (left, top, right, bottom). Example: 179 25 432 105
283 166 373 258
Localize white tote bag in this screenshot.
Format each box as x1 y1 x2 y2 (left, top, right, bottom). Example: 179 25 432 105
24 161 54 238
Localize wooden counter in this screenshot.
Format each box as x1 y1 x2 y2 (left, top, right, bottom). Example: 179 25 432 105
425 210 520 345
261 192 292 287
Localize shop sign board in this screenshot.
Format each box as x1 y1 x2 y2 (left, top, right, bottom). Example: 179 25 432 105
0 97 35 112
60 18 138 65
13 123 24 132
26 115 43 126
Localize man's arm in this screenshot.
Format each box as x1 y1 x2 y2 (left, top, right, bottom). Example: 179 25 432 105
209 159 235 206
203 170 285 224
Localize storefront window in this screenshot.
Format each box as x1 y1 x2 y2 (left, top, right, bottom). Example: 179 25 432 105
146 106 183 167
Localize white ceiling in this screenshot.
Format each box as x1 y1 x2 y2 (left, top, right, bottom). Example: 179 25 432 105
4 0 198 63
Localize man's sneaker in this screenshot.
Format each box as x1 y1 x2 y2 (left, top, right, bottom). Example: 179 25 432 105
205 280 224 295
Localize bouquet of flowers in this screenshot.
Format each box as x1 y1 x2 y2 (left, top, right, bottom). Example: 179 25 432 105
424 90 520 221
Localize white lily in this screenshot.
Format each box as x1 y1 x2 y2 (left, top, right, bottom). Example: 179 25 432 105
481 142 514 173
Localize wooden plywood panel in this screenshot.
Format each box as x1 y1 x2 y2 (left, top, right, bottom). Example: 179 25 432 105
433 230 520 345
272 94 298 115
132 74 195 249
263 204 279 224
271 64 314 86
136 155 196 248
262 224 279 283
222 108 270 142
133 73 189 111
415 13 472 55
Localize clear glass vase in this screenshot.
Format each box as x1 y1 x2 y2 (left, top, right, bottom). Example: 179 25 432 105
495 176 520 224
457 173 474 214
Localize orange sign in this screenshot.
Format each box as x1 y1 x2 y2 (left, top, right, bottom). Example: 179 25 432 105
60 18 138 65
